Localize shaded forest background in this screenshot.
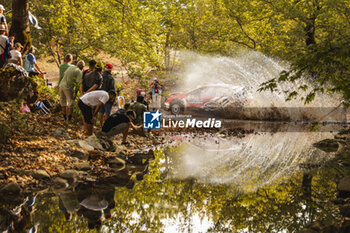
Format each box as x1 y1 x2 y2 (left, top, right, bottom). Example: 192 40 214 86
2 0 350 101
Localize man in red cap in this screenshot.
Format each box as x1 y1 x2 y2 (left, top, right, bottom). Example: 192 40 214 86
99 64 116 126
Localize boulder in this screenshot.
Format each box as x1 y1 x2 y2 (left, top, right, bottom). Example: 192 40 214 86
0 64 38 103
77 140 95 151
32 170 50 180
97 134 116 152
74 162 91 171
85 134 104 150
70 150 89 160
60 170 79 181
0 182 21 194
313 139 339 152
52 177 69 189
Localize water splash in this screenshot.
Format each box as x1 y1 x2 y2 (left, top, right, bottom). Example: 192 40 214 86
174 51 343 120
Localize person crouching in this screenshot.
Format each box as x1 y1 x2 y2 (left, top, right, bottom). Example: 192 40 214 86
78 90 116 136
101 110 142 146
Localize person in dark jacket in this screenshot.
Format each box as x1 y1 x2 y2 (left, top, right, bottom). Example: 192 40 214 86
99 64 116 125
82 61 103 94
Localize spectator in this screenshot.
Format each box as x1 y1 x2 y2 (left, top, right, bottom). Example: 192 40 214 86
78 90 116 136
102 110 142 145
82 61 103 94
8 42 23 66
23 46 45 78
82 59 96 77
99 64 115 126
59 60 85 122
0 5 8 36
129 95 147 125
150 77 162 110
136 89 150 110
58 53 73 86
0 24 13 68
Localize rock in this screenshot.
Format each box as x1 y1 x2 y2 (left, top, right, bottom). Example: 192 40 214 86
32 170 50 180
338 176 350 198
340 204 350 218
85 134 104 150
96 133 116 152
313 139 340 152
78 140 95 151
52 177 69 189
75 162 91 171
70 150 89 160
51 127 69 139
0 65 38 103
0 182 21 194
60 170 79 181
108 158 126 169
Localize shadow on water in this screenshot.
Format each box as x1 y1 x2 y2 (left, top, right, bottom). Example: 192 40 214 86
0 125 344 232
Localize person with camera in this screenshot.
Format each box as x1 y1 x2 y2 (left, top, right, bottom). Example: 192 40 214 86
150 77 162 110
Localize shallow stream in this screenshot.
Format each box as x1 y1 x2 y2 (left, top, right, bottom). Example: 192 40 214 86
0 121 345 233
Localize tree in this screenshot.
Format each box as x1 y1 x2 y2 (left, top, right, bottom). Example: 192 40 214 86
9 0 31 53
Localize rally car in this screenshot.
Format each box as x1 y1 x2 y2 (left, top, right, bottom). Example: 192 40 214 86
164 84 250 115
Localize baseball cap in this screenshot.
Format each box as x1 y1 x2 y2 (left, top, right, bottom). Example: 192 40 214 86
0 5 5 11
105 64 113 70
0 24 5 31
15 42 23 49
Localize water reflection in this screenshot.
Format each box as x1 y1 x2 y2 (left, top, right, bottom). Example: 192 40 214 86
0 130 343 232
167 132 335 192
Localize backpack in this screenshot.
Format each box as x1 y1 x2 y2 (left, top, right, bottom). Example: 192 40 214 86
0 38 11 64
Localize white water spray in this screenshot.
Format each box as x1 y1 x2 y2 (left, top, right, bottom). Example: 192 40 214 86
173 51 343 120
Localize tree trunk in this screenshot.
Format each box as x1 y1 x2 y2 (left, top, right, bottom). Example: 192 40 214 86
9 0 31 53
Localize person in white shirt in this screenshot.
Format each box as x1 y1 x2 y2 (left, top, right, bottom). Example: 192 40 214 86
8 42 23 66
78 90 116 136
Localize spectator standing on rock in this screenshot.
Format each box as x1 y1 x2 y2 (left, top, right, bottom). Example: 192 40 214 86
0 24 13 68
99 64 115 126
78 90 116 136
150 77 162 110
23 46 45 78
58 53 73 86
0 5 8 36
102 110 142 145
82 61 103 94
8 42 23 66
59 60 85 122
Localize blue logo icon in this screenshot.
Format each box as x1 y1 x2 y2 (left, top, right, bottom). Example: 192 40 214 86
143 111 162 129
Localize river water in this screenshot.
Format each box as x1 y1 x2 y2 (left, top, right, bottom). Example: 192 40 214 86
0 121 345 233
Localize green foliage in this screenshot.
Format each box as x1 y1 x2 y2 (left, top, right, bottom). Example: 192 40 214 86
5 0 345 101
260 32 350 104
